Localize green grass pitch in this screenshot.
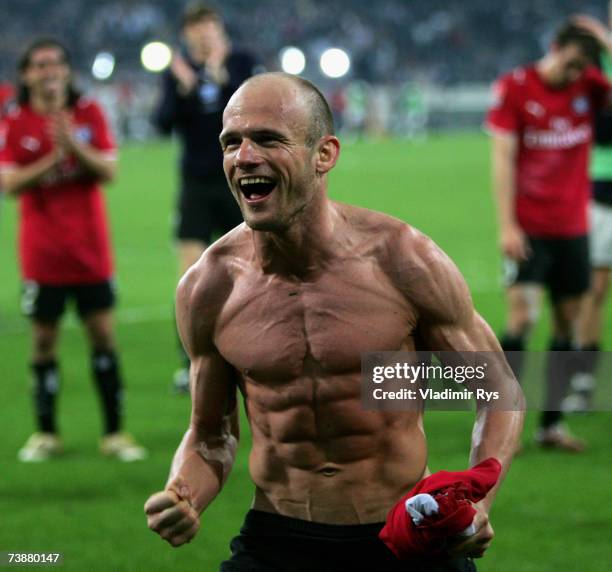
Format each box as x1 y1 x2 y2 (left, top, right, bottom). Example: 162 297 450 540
0 134 610 571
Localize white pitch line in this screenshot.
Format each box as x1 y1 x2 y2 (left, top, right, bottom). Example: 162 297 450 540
0 304 173 336
0 277 503 338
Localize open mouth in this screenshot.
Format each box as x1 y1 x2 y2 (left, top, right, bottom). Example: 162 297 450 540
238 176 277 203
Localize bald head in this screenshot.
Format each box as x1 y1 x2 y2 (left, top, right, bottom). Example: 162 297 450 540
228 73 335 147
220 72 341 232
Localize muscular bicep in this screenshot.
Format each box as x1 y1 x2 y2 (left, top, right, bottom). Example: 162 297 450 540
403 234 522 408
418 287 501 354
394 229 501 353
190 350 238 437
161 249 244 513
175 263 238 436
417 263 500 354
393 229 524 478
176 260 237 428
422 310 502 354
171 264 240 496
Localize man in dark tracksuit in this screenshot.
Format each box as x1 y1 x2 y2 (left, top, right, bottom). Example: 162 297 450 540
152 2 259 391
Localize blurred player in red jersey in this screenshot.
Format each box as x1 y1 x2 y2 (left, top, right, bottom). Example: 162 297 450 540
487 21 610 451
0 81 14 99
0 82 15 122
562 12 612 412
0 39 147 462
0 82 15 199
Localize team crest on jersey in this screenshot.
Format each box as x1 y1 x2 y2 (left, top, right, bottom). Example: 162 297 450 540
73 126 92 143
20 136 40 152
572 96 589 115
525 100 544 117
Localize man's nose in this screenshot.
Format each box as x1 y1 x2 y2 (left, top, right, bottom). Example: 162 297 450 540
235 140 261 166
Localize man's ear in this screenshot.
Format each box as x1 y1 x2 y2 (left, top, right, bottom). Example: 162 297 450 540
315 135 341 175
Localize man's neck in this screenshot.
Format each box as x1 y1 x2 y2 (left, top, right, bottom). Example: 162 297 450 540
252 197 343 279
30 92 67 114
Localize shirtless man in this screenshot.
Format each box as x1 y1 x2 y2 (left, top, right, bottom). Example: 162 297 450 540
145 73 524 571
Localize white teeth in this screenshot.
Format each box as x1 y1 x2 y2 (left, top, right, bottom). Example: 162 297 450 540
240 177 273 186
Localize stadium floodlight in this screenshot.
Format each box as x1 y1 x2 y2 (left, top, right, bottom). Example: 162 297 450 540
91 52 115 81
141 41 172 73
280 46 306 75
320 48 351 79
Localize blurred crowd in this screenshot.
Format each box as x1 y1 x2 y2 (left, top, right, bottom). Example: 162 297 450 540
0 0 608 85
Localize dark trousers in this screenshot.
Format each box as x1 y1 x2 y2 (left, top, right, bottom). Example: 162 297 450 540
220 510 477 572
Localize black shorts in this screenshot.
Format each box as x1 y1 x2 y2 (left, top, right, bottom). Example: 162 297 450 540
175 173 242 243
502 234 590 301
21 280 116 322
220 510 476 572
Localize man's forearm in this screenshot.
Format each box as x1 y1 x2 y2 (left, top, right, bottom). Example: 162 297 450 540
206 64 229 86
494 183 516 230
469 407 524 512
493 166 517 230
166 424 238 514
491 136 518 230
1 152 59 196
70 142 116 182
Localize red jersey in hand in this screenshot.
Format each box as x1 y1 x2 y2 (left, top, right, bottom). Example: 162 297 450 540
0 98 117 284
379 457 502 560
486 65 609 237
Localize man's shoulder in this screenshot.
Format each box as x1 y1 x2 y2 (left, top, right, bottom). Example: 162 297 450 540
1 106 37 146
497 65 537 96
497 65 531 86
336 202 436 265
74 97 103 114
491 66 533 102
338 201 406 233
368 213 469 320
343 202 464 293
177 224 250 307
4 104 28 127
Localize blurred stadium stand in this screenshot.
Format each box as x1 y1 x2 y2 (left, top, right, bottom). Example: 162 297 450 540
0 0 606 138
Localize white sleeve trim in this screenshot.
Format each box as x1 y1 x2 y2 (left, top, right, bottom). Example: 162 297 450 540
482 123 518 138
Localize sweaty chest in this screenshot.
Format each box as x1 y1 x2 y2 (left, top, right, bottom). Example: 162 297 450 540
214 263 416 382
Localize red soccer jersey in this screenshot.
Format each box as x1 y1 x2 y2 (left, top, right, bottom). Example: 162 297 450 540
0 83 14 177
0 98 116 284
486 65 609 237
0 82 15 117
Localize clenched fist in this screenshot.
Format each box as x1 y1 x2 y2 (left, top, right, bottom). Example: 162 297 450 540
446 503 495 559
145 479 200 547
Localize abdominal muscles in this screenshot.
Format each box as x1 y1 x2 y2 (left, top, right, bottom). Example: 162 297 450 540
244 372 428 524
